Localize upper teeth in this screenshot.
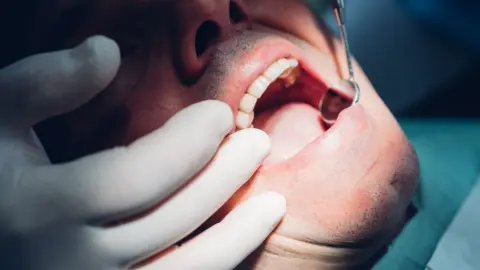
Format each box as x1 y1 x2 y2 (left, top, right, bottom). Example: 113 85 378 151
236 58 299 129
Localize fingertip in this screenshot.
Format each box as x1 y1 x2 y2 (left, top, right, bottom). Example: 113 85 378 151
186 100 234 137
224 191 286 230
254 191 287 228
261 191 287 213
71 35 121 89
229 128 272 159
74 35 120 62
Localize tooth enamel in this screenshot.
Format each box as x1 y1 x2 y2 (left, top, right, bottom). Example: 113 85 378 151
282 59 299 85
287 58 299 68
283 66 301 87
239 93 257 113
247 58 299 99
247 76 271 98
279 67 294 79
236 111 253 129
237 58 300 130
263 59 290 82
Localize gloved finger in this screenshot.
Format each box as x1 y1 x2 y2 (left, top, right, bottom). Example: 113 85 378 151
19 100 233 222
137 192 287 270
97 128 271 265
0 35 120 127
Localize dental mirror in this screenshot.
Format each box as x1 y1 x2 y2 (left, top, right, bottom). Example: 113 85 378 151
319 0 360 125
319 79 359 125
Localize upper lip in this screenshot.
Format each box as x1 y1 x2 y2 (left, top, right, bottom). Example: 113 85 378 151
212 34 331 115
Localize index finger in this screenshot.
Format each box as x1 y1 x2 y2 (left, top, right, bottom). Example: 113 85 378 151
0 35 120 127
17 100 235 223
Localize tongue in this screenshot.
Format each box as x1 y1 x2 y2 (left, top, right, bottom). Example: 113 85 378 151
253 102 324 166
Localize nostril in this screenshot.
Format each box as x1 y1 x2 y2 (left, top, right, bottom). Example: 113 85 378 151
195 20 220 57
229 0 247 24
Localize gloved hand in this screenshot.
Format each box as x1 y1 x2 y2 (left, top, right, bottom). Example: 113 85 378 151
0 36 286 270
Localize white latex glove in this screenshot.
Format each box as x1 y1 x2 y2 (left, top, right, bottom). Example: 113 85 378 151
0 36 286 270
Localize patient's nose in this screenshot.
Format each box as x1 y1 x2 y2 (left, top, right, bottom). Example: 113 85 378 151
173 0 249 83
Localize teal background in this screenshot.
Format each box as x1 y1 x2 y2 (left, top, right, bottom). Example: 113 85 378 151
374 120 480 269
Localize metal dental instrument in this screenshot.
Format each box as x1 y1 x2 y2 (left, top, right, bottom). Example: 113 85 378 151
332 0 360 104
318 0 360 125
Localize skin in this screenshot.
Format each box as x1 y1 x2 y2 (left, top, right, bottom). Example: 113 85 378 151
1 0 419 268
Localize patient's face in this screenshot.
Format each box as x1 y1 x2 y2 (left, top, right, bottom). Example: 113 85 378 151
3 0 419 268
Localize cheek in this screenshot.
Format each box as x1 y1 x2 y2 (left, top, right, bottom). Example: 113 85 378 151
121 88 181 144
118 57 203 143
121 78 213 144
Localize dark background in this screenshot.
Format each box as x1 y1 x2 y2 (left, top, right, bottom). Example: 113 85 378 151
321 0 480 119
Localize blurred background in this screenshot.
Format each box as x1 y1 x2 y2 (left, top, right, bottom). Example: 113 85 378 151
314 0 480 118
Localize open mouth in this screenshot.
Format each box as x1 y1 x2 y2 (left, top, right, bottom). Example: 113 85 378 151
234 57 354 166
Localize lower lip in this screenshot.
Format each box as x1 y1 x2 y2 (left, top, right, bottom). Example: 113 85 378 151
258 103 366 172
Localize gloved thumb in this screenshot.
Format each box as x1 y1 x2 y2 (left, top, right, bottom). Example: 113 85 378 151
0 35 120 128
